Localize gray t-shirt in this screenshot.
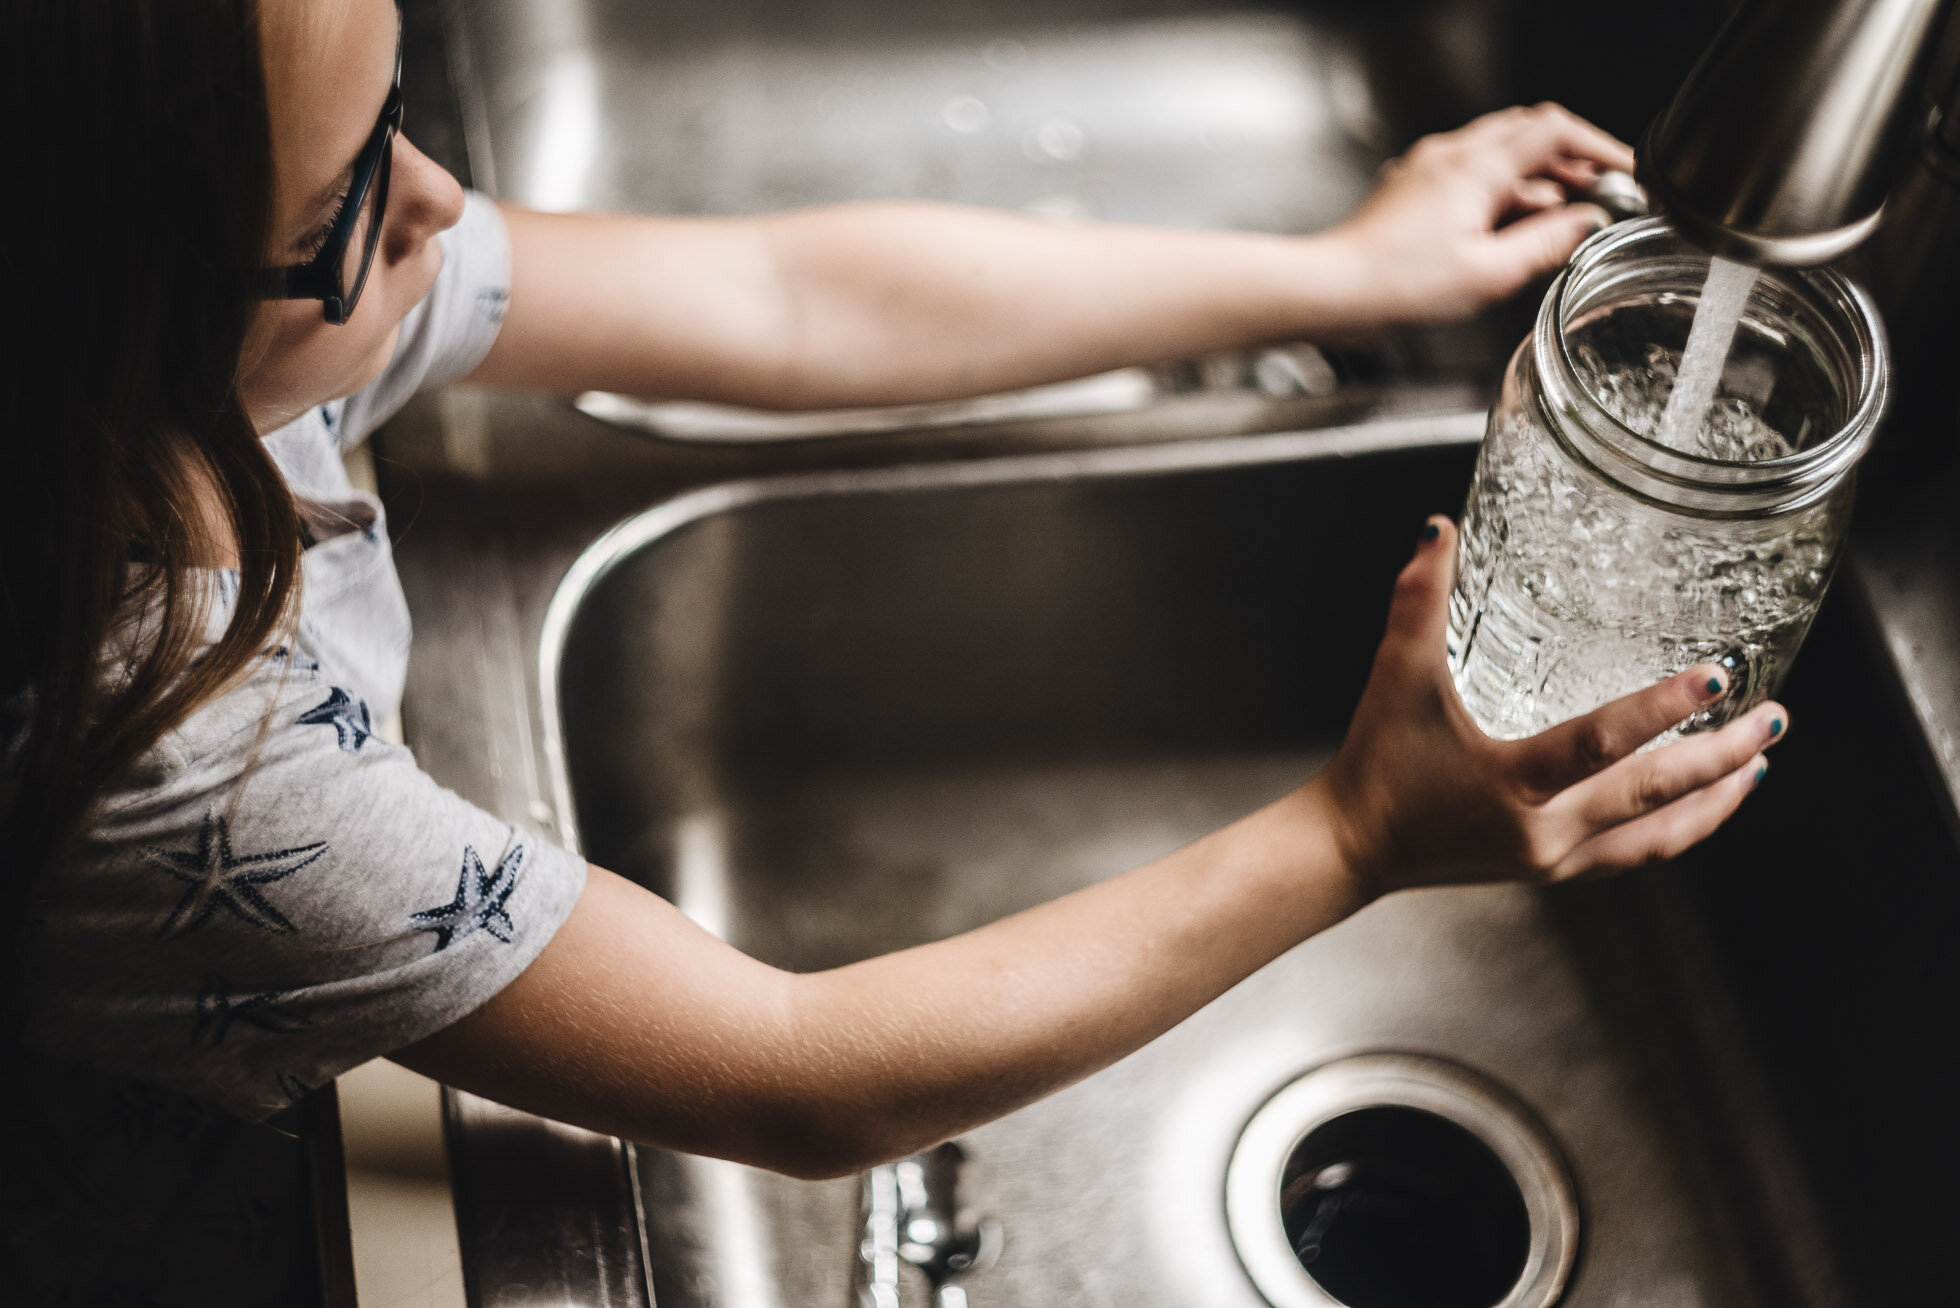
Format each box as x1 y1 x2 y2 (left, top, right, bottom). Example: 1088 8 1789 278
17 191 587 1122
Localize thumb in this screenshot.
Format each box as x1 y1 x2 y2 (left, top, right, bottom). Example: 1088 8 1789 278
1381 516 1458 650
1485 202 1611 293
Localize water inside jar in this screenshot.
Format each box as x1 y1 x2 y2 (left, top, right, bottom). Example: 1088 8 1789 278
1446 273 1850 740
1564 265 1844 462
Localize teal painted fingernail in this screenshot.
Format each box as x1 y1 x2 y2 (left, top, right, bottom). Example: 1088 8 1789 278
1754 765 1767 786
1421 521 1441 541
1769 717 1784 738
1705 676 1724 696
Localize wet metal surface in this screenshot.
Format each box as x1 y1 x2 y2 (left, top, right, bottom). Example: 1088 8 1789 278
450 1 1384 230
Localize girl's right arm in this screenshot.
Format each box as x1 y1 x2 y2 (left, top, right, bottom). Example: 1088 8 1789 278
394 519 1782 1178
465 105 1626 412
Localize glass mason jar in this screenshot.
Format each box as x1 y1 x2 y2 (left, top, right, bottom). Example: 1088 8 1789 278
1446 217 1889 740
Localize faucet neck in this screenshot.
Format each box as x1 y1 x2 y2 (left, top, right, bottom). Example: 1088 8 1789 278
1639 0 1958 267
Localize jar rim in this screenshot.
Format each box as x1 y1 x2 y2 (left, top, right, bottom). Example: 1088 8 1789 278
1536 216 1888 514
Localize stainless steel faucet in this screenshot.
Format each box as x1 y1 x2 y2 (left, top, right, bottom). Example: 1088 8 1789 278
1637 0 1957 266
1638 0 1960 451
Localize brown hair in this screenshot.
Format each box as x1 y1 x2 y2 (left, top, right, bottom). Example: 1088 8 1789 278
1 3 303 947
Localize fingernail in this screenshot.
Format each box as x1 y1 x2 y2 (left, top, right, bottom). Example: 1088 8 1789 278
1768 716 1784 739
1701 673 1726 699
1753 763 1768 787
1421 520 1441 542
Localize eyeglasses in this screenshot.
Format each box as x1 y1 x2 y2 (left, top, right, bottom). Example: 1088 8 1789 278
259 16 404 325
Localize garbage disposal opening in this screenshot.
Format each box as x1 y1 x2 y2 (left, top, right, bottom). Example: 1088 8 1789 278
1279 1105 1530 1308
1225 1053 1578 1308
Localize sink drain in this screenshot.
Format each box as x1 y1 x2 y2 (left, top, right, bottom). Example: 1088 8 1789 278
1226 1054 1578 1308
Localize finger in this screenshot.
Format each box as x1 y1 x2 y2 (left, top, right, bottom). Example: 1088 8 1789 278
1456 104 1534 137
1554 754 1765 878
1542 156 1605 191
1553 701 1788 830
1476 203 1611 295
1379 516 1458 652
1511 662 1731 797
1507 177 1568 215
1496 103 1636 174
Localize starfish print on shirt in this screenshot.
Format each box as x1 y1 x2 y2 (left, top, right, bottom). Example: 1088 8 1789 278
477 286 510 324
268 645 323 676
140 812 327 939
296 687 373 752
192 975 309 1048
409 844 524 952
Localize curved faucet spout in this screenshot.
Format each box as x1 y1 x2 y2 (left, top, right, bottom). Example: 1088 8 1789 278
1638 0 1957 265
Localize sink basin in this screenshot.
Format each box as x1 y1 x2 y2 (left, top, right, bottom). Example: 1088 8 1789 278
433 0 1740 441
453 0 1728 226
538 413 1960 1307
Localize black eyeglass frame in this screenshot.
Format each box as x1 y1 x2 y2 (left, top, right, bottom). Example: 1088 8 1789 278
259 15 404 325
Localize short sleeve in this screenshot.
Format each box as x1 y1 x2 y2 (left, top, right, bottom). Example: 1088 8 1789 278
21 661 587 1121
334 189 512 448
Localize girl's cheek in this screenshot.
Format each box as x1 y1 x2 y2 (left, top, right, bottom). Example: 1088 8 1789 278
240 223 441 428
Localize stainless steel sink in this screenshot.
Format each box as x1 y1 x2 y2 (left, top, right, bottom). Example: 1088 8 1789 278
525 413 1960 1308
385 5 1960 1305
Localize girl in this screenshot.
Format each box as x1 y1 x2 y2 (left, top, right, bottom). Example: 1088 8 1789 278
2 0 1782 1191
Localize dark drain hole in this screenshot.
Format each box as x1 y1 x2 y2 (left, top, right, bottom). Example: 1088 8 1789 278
1279 1106 1531 1308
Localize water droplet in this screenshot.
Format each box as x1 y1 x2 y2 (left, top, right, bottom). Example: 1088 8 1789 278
1027 117 1087 162
942 96 991 134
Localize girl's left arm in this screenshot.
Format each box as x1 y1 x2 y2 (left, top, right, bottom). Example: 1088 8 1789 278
463 104 1629 408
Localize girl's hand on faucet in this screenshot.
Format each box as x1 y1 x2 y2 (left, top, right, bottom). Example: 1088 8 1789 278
1313 516 1782 899
1325 102 1633 327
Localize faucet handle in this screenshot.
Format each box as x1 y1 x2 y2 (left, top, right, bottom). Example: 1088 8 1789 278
1582 169 1650 224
